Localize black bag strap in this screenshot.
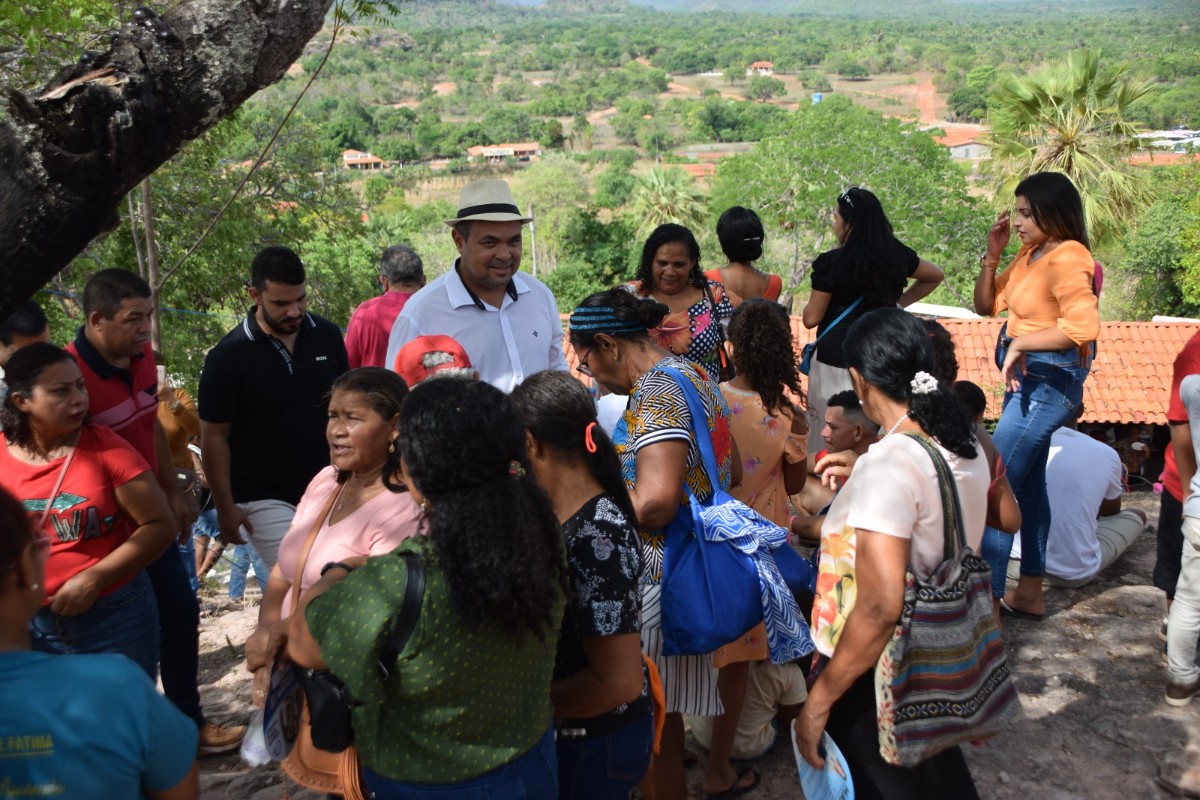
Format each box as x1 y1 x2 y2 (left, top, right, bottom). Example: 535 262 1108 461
700 281 733 377
901 433 967 561
376 550 425 680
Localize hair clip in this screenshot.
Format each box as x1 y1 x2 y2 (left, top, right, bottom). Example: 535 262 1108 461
508 460 526 478
584 421 598 454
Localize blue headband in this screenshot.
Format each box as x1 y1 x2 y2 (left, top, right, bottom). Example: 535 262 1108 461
568 306 647 335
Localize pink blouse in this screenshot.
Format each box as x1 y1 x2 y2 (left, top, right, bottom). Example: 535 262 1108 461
276 466 423 616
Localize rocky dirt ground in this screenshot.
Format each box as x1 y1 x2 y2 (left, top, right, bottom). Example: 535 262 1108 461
196 493 1199 799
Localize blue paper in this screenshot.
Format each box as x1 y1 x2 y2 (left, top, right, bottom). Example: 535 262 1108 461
791 724 854 800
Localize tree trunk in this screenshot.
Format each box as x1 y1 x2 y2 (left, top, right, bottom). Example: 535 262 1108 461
0 0 335 320
140 178 164 354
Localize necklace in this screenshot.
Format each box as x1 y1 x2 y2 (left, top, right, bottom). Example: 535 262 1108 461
885 412 909 437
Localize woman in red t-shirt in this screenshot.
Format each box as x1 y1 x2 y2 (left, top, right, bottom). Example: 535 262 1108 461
0 343 175 679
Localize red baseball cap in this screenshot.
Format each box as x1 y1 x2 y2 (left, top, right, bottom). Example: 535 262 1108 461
393 335 475 386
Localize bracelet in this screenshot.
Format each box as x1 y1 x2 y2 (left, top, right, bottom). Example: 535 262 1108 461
320 561 356 577
979 253 999 269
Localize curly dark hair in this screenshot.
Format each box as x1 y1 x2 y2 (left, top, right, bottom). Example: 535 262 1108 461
920 318 959 388
634 223 706 292
1 343 79 448
835 187 913 307
568 288 669 348
842 308 977 459
328 368 408 492
511 370 637 528
397 378 567 641
727 299 802 414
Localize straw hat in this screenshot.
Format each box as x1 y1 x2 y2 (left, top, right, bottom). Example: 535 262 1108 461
443 179 533 227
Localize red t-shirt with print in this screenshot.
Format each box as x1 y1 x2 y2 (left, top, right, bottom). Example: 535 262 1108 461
1 424 151 602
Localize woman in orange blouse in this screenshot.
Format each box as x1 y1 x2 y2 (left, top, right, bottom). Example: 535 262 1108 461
973 172 1100 619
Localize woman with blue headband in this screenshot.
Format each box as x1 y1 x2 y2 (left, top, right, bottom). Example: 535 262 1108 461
568 288 754 800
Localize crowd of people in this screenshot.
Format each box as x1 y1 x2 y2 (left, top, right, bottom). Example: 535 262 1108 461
0 170 1192 800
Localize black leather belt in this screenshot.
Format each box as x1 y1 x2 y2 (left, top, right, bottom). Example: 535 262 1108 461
555 693 652 740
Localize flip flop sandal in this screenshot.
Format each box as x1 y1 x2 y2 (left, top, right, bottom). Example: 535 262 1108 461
999 598 1044 621
705 767 761 799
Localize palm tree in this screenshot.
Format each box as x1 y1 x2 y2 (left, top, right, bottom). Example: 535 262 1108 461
984 50 1156 243
628 167 706 237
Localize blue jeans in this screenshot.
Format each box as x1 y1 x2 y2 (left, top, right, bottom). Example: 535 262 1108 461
31 569 159 680
178 538 199 593
145 543 205 726
229 543 268 600
363 727 558 799
556 713 653 800
980 340 1088 596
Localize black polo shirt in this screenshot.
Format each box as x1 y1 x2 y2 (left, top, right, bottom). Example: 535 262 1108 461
198 308 348 505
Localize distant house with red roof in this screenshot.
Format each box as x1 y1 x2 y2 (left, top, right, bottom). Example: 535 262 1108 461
747 61 774 76
928 125 990 161
342 149 386 170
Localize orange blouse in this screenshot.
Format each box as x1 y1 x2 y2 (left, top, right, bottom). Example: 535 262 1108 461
992 240 1099 346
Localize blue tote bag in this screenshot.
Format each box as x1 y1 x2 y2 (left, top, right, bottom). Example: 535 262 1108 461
656 366 814 662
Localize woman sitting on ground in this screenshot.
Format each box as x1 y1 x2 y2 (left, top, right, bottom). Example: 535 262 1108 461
0 343 174 678
798 308 985 800
288 378 568 797
0 484 199 800
513 370 652 799
245 368 421 704
708 206 782 302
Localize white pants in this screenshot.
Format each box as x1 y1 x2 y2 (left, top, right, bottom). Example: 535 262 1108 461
1167 517 1200 684
238 499 297 572
805 359 854 453
1004 509 1144 589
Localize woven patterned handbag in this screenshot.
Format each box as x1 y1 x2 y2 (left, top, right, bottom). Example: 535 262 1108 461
874 433 1019 768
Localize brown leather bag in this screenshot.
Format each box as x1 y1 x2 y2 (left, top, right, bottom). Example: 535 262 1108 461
280 704 365 798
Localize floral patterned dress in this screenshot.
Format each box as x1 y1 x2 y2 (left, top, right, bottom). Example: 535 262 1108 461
714 383 807 666
614 356 733 715
624 280 735 380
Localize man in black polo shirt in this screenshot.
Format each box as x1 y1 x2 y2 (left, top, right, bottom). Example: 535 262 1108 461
198 247 348 570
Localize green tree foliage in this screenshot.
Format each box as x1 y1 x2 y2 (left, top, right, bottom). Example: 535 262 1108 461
511 155 591 270
544 210 638 312
629 167 705 236
55 113 364 377
948 86 987 121
710 95 982 306
746 75 787 102
985 50 1156 244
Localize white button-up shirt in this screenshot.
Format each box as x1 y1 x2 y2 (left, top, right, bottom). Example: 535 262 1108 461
384 261 569 393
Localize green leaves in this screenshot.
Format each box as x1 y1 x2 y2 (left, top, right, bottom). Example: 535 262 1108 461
984 50 1156 245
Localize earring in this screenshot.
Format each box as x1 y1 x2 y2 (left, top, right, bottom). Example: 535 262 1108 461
419 499 429 513
30 583 39 591
388 441 396 454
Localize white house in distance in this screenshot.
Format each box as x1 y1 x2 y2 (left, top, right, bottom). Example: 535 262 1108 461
342 149 387 170
465 142 542 163
746 61 774 76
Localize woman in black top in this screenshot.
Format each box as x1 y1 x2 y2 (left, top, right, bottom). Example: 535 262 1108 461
802 187 944 450
512 370 651 800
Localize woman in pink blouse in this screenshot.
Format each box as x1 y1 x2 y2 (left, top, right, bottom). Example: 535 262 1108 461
244 368 422 702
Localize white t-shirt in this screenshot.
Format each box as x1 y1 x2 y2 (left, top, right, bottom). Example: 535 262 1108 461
1010 427 1122 582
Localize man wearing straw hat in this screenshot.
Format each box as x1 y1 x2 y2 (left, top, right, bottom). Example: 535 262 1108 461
384 179 568 393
